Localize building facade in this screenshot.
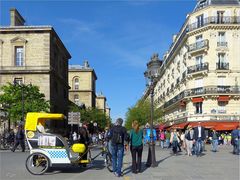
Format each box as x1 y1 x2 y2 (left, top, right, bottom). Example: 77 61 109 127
150 0 240 127
68 61 97 108
0 9 71 127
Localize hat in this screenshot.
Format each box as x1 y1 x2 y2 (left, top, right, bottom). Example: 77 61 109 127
116 118 123 126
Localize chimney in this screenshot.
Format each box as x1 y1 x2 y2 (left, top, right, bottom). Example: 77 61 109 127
10 8 25 26
172 34 177 43
83 60 89 68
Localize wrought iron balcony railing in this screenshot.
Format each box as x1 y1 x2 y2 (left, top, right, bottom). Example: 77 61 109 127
187 62 208 74
217 42 228 47
163 85 240 108
216 62 229 70
189 39 208 52
188 16 240 31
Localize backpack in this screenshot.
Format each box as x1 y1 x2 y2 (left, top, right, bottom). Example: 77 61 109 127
111 128 123 144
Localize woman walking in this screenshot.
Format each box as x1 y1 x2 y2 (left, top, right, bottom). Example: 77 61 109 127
185 126 194 156
129 120 143 174
170 128 180 155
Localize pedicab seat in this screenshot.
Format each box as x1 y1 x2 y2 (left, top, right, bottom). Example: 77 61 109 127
72 143 86 153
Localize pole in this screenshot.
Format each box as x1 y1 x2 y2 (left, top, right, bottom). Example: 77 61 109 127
146 79 157 167
21 86 24 122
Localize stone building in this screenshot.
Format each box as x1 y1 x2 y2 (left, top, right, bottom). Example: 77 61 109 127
68 61 97 108
0 9 71 129
144 0 240 129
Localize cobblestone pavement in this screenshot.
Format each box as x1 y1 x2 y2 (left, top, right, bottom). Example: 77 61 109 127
0 144 239 180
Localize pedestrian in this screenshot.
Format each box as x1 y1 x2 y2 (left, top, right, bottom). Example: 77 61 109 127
108 118 129 177
165 130 171 148
210 128 219 152
11 124 25 152
129 120 143 174
170 128 180 155
193 121 206 157
78 122 90 167
159 130 165 149
231 125 240 155
185 126 194 156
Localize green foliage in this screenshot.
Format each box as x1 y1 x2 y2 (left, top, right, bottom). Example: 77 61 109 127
0 83 50 123
125 99 163 130
69 105 111 130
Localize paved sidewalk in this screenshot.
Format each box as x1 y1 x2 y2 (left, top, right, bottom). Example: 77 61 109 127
0 144 239 180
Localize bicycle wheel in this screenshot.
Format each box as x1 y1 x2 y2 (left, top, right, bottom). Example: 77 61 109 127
25 152 50 175
105 153 113 172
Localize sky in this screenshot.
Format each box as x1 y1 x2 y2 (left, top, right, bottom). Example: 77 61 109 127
0 0 196 122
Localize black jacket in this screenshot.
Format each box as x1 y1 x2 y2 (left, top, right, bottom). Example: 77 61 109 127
193 126 206 141
109 125 129 145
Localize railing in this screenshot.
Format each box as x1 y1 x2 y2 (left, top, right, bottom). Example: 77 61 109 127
163 85 240 108
188 16 240 31
217 42 228 47
216 62 229 70
187 62 208 74
189 39 208 52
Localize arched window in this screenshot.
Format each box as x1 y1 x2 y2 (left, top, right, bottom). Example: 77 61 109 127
74 94 79 105
73 77 79 90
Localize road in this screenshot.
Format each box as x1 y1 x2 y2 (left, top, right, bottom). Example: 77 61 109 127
0 144 239 180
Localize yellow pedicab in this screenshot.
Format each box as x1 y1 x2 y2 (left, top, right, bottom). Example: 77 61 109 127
24 112 112 175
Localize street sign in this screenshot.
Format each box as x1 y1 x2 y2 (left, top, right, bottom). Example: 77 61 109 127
68 112 81 125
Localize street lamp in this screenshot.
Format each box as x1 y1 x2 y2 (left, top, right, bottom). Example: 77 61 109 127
144 53 162 168
13 79 24 122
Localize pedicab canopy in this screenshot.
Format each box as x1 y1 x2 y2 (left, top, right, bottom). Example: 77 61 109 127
25 112 65 131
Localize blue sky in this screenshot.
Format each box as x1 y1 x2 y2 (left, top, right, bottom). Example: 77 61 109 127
0 0 196 122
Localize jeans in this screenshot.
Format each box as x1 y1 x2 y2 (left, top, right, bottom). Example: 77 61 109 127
111 144 124 175
195 138 203 156
172 141 178 154
233 139 240 154
212 139 218 152
130 144 143 173
165 139 170 148
160 140 164 148
12 139 25 152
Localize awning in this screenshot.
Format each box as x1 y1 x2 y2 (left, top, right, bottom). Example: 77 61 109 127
179 100 186 106
192 97 204 103
218 96 229 102
188 121 240 131
170 122 189 129
214 122 239 131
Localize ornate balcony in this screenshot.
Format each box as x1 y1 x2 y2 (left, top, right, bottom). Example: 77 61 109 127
188 39 208 53
216 62 229 70
187 62 208 75
163 85 240 109
188 16 240 31
217 42 228 47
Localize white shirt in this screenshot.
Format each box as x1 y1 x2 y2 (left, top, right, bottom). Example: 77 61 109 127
37 124 45 133
198 126 201 138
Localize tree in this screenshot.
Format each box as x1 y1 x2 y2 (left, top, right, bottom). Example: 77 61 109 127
0 83 50 123
125 99 163 130
69 105 111 130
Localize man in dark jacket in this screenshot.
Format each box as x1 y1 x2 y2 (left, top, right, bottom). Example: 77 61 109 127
231 125 240 155
11 125 25 152
193 122 205 156
78 122 90 166
108 118 129 177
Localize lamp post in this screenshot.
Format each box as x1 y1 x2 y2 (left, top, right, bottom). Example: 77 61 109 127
144 53 162 168
13 80 24 122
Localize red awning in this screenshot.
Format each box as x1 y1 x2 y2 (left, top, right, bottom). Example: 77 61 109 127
214 122 239 131
192 97 204 103
218 96 229 102
188 121 240 131
171 122 189 129
179 100 186 106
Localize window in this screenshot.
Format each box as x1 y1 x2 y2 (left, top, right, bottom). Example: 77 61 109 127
195 78 203 88
218 76 226 86
217 11 224 23
74 94 79 105
74 78 79 90
218 32 226 42
197 14 204 28
195 102 203 114
196 55 203 65
218 101 226 114
15 46 24 66
218 53 226 63
14 78 23 85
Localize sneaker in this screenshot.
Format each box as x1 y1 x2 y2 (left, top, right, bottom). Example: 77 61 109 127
114 172 120 177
